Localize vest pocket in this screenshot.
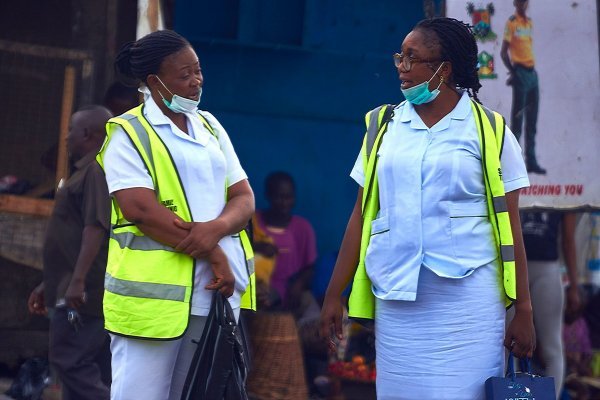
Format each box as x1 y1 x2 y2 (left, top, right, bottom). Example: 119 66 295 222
365 214 391 284
449 202 496 269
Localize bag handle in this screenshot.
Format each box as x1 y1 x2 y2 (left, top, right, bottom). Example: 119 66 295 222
506 351 533 380
214 291 237 327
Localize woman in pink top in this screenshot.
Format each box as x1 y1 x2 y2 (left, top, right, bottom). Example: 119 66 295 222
254 171 318 316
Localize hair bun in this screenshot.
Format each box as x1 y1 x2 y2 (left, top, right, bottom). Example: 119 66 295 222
114 41 139 87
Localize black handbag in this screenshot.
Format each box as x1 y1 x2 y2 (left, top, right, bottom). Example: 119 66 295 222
181 292 249 400
485 352 556 399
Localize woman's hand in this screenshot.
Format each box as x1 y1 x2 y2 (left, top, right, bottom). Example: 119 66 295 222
319 294 345 352
174 219 226 258
205 246 235 298
504 305 536 359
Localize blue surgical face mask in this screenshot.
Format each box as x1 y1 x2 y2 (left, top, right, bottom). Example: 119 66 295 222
401 62 445 105
155 76 201 113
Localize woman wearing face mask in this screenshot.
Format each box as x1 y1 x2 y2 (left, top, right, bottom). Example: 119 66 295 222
320 18 535 399
99 30 255 400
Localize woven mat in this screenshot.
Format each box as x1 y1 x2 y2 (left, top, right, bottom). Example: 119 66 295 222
0 212 47 269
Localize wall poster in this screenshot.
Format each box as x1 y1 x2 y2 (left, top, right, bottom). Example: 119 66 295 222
448 0 599 210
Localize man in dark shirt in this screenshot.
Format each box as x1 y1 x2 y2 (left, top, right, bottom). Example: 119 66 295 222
28 105 112 400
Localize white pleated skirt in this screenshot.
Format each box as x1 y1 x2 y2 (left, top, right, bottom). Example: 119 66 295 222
375 262 505 400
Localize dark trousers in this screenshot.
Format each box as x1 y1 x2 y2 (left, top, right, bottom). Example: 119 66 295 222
49 308 111 400
510 65 540 164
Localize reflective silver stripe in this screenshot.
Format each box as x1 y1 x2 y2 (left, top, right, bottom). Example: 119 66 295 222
197 113 217 138
246 257 255 275
111 231 176 252
366 106 384 158
501 245 515 262
493 196 508 213
105 273 186 302
123 114 155 172
481 105 496 133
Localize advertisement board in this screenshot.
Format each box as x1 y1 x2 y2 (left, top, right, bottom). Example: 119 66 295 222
447 0 600 209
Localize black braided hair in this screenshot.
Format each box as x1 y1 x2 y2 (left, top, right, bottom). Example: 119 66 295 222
414 18 482 103
114 30 190 87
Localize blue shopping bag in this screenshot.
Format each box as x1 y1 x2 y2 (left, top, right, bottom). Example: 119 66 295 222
485 352 555 399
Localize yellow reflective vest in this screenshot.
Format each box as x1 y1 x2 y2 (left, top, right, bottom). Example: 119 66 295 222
348 100 516 321
97 104 256 340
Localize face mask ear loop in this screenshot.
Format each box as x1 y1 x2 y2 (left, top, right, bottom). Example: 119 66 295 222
156 88 167 102
154 75 175 98
435 76 444 91
431 62 445 91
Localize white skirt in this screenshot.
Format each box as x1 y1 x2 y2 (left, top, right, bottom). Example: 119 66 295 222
375 262 505 400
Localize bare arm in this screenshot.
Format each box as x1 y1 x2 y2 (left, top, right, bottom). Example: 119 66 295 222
174 179 255 257
320 188 363 339
325 188 363 300
222 179 255 233
504 189 536 358
500 40 513 73
562 212 581 313
65 224 107 309
114 181 253 250
114 187 236 295
114 187 189 247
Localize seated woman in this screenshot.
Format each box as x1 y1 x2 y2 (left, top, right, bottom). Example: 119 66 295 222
253 171 318 320
250 171 327 396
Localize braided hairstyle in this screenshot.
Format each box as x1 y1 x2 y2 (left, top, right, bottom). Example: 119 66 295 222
114 30 190 87
414 18 482 103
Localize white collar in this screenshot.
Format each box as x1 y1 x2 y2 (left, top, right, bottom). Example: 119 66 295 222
398 90 471 130
139 88 211 146
139 86 199 126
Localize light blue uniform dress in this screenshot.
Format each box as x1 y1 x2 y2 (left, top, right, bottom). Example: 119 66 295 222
350 92 529 400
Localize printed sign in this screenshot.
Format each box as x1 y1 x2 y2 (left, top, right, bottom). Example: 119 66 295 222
448 0 600 209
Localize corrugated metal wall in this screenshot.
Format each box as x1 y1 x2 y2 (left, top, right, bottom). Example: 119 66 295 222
175 0 427 255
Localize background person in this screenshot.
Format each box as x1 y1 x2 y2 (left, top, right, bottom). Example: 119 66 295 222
28 105 113 400
101 30 254 400
251 171 325 391
320 17 535 400
253 171 318 317
102 81 140 116
519 210 580 397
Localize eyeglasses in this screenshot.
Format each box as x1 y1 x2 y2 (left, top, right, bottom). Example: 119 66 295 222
393 53 441 71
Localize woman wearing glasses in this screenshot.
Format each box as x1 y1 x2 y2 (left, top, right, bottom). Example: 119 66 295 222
320 18 535 399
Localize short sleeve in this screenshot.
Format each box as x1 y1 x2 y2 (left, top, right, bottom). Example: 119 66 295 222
82 162 111 231
103 126 154 194
199 111 247 187
500 126 530 193
349 147 365 187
